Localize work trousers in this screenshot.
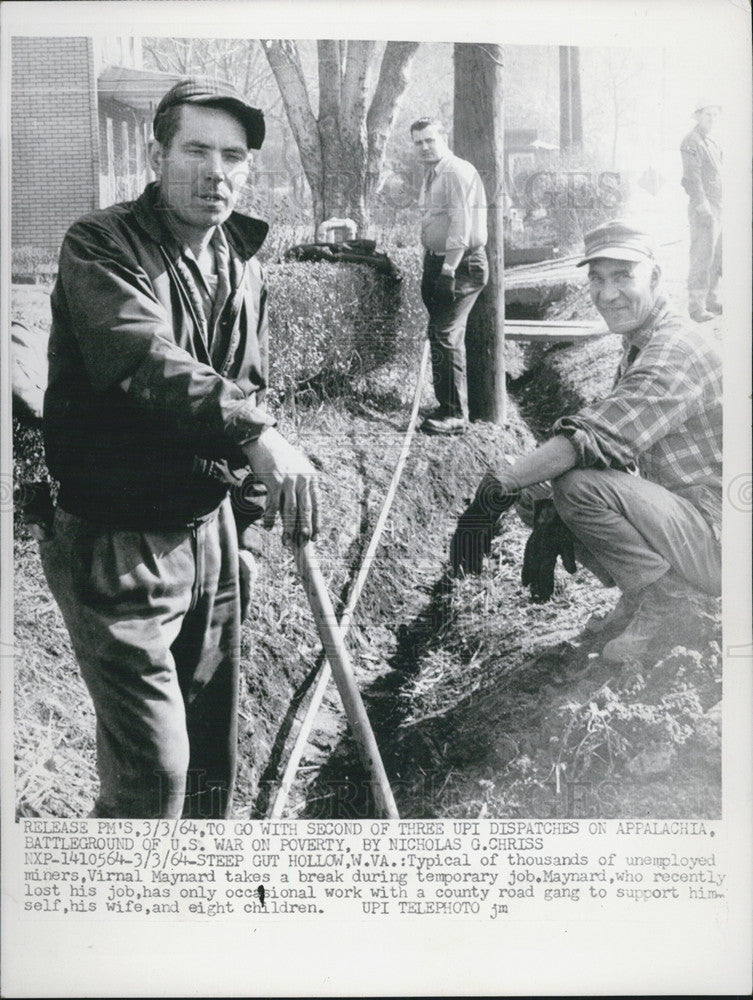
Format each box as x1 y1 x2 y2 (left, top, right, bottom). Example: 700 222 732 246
548 468 720 597
40 497 242 819
421 248 488 419
688 203 722 312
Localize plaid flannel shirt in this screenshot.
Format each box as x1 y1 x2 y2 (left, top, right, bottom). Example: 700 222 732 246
553 296 722 537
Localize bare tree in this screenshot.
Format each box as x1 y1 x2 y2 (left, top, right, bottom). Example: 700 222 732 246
142 37 278 110
261 39 420 233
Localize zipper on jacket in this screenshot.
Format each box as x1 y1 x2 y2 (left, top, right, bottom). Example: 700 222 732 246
160 249 212 366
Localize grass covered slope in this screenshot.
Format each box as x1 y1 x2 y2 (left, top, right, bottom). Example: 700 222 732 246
12 278 721 819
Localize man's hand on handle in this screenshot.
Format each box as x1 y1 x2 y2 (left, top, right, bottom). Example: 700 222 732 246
243 427 319 546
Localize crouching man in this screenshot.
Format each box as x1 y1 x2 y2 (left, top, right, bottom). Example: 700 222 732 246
451 220 721 664
40 78 318 818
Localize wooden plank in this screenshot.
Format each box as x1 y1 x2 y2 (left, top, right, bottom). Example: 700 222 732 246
503 320 608 343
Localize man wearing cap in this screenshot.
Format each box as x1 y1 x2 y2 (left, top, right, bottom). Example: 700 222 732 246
41 78 318 818
411 117 488 436
680 101 722 322
450 219 721 665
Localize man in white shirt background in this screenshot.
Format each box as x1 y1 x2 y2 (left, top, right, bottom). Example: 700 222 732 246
412 117 489 435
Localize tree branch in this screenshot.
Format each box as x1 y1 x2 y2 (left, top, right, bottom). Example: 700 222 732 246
340 39 377 148
317 39 342 120
365 41 420 185
262 40 323 184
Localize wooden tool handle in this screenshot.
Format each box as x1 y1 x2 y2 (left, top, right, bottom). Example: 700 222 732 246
294 542 399 819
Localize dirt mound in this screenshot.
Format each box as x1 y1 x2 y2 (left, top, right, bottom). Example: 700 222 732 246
292 342 721 820
12 317 721 820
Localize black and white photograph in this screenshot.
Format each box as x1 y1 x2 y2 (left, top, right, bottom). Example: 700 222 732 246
1 0 750 996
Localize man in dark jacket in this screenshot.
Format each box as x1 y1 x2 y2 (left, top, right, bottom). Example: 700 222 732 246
41 78 318 819
680 100 722 322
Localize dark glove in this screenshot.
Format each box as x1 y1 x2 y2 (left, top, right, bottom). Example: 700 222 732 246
450 471 520 575
521 498 577 602
433 272 456 305
230 474 267 548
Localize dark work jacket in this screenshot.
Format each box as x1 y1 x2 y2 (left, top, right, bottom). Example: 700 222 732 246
680 126 722 209
45 183 274 528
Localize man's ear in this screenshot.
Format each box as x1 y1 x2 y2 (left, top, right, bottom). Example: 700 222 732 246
148 140 164 177
650 263 662 290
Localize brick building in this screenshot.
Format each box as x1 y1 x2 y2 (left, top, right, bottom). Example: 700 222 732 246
11 36 178 250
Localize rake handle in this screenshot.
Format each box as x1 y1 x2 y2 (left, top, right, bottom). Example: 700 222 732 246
293 542 399 819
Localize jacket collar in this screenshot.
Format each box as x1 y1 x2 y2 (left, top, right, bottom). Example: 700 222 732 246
132 182 269 261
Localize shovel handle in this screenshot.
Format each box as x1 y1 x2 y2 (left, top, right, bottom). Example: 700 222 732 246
293 542 399 819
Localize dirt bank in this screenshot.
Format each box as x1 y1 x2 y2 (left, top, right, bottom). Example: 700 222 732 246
13 293 721 820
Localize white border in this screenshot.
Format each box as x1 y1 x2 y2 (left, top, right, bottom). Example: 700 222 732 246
1 1 751 996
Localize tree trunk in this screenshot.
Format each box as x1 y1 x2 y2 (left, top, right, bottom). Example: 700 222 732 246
263 40 324 229
263 39 419 235
453 42 506 424
559 46 572 152
560 46 583 153
365 41 420 204
570 47 583 150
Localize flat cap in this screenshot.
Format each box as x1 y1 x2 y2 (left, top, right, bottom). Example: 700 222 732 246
576 219 656 267
153 77 265 150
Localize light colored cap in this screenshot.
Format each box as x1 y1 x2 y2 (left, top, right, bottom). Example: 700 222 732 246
576 219 656 267
694 99 722 115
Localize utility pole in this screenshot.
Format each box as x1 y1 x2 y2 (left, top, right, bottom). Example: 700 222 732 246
453 42 507 423
559 46 583 153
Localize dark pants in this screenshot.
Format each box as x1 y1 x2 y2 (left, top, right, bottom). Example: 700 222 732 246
421 248 488 419
40 497 241 819
688 203 722 312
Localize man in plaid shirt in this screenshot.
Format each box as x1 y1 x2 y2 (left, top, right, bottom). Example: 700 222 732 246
451 219 721 664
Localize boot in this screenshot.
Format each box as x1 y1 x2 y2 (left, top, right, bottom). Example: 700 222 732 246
706 295 722 315
421 413 467 436
690 307 714 323
583 590 639 636
689 291 714 323
601 571 692 664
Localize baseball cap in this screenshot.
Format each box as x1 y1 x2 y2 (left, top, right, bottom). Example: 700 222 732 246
694 98 722 115
576 219 656 267
153 77 266 150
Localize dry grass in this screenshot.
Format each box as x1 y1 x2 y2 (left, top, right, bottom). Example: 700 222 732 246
14 535 97 816
12 269 722 820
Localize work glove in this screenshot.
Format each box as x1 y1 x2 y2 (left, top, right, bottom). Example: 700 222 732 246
230 474 267 544
450 471 520 575
521 498 577 602
433 272 456 305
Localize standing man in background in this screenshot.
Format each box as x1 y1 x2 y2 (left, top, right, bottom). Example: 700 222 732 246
680 100 722 323
411 117 488 436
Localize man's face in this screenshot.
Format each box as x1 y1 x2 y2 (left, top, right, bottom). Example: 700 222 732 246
412 124 449 166
150 104 251 236
587 257 660 335
696 107 720 135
